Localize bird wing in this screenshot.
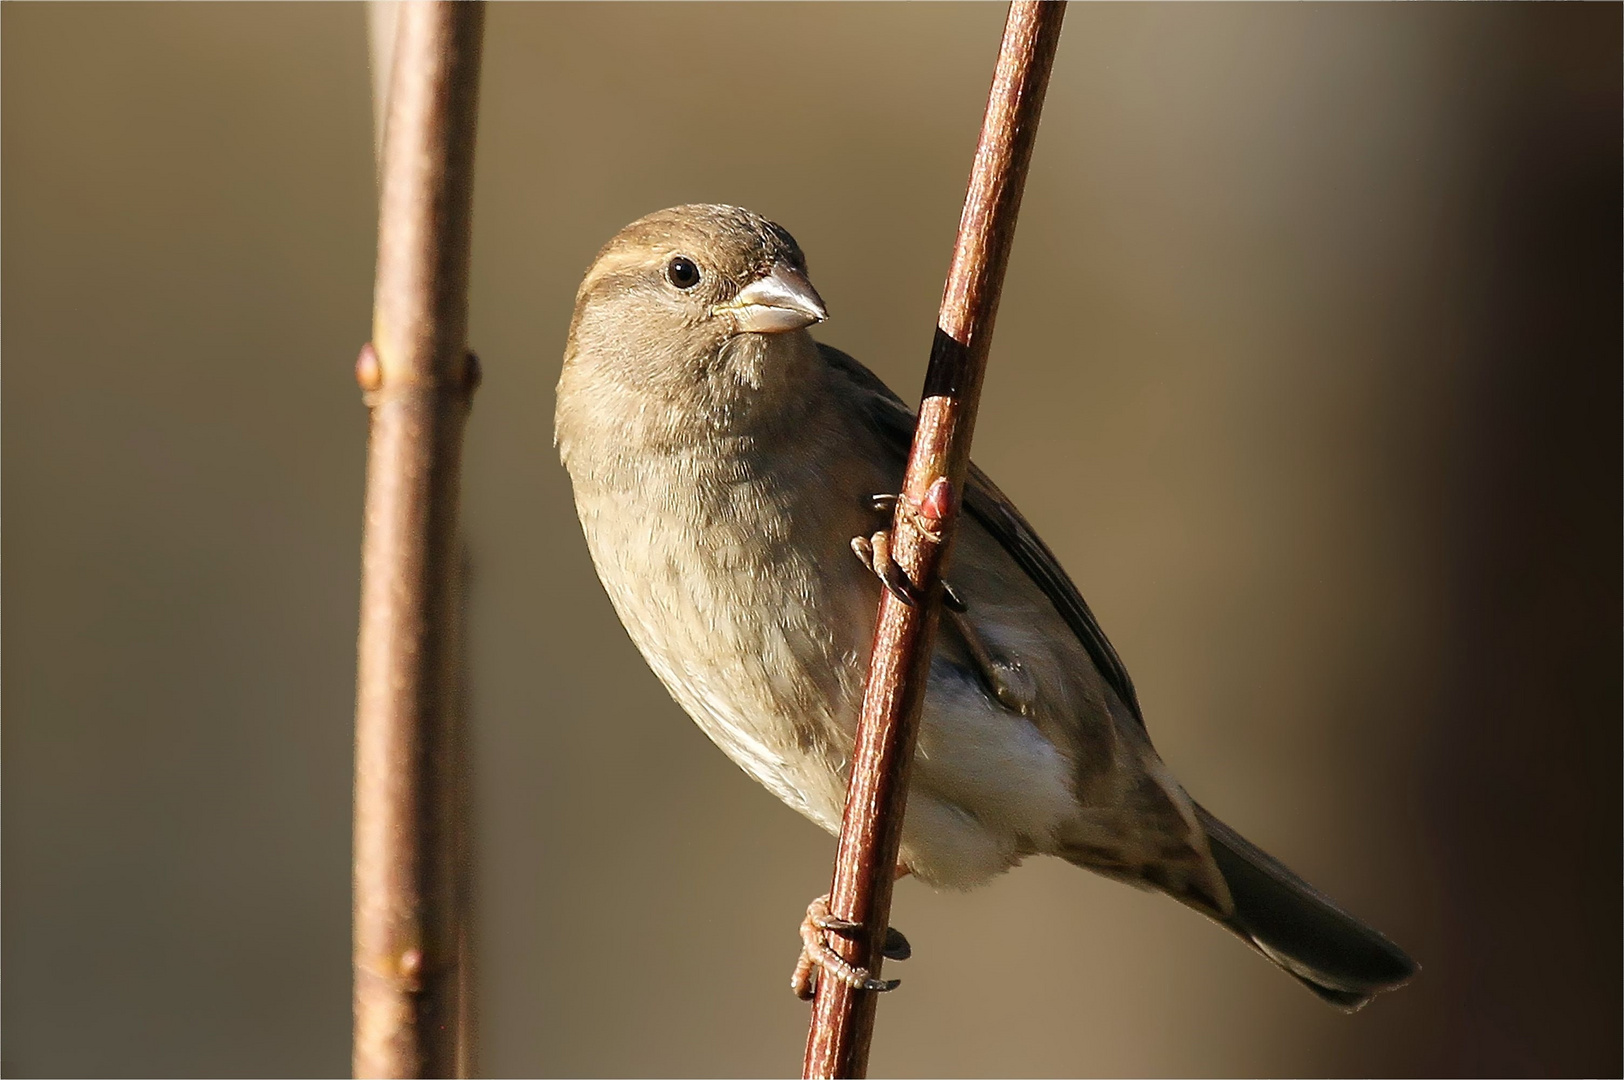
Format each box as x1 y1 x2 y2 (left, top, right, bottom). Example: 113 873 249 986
818 343 1146 728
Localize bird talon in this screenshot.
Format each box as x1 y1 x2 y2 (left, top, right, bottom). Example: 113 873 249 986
868 493 898 513
793 895 907 1000
850 535 874 571
813 911 864 935
792 952 818 1000
858 510 962 611
851 529 919 605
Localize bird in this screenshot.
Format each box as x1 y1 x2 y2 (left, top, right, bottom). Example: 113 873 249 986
554 203 1417 1010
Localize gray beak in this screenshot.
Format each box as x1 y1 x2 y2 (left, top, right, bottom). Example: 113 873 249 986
720 262 828 334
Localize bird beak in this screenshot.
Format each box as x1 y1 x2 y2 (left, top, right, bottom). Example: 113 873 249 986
717 262 828 333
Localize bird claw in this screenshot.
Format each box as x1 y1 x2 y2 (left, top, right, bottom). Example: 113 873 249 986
812 904 911 959
850 532 920 606
867 488 948 543
811 909 862 934
792 895 906 1000
859 492 964 610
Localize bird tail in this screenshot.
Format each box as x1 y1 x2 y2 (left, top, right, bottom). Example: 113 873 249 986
1192 803 1418 1011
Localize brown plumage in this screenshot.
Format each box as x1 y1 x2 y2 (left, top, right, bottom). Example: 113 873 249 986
555 204 1416 1009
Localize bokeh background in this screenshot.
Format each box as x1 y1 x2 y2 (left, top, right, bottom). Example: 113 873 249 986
4 3 1619 1076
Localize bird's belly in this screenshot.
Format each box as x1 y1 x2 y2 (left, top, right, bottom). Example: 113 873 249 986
576 481 870 832
570 466 1082 890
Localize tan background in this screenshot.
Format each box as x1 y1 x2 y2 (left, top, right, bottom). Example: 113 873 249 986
4 3 1619 1076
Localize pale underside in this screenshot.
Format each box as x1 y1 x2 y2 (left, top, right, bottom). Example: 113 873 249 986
559 338 1224 906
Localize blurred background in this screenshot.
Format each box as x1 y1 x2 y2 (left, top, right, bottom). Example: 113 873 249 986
3 3 1619 1076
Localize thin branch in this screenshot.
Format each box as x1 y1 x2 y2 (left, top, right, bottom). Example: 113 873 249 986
803 4 1067 1077
353 3 485 1077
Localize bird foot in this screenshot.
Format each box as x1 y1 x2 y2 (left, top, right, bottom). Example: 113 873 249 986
850 531 920 606
854 492 966 610
859 498 1027 715
791 895 909 1001
869 481 953 544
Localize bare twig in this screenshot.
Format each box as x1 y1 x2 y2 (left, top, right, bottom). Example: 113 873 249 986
803 4 1067 1077
353 3 485 1077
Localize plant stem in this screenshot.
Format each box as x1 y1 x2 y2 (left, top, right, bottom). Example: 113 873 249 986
802 4 1066 1076
353 3 485 1076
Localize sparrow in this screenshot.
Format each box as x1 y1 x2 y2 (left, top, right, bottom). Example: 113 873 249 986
554 204 1416 1009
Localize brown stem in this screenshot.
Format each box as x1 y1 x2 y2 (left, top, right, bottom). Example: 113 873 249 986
353 3 485 1077
802 3 1066 1077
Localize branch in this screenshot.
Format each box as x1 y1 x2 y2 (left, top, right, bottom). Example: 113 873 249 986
352 3 485 1077
802 4 1067 1077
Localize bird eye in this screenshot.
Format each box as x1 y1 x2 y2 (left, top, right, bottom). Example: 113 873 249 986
666 256 702 290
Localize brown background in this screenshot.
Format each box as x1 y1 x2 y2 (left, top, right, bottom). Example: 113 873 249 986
4 3 1619 1076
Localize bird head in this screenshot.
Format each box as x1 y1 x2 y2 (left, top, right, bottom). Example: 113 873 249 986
561 204 830 442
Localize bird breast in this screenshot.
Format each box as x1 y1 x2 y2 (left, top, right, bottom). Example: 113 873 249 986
565 421 889 831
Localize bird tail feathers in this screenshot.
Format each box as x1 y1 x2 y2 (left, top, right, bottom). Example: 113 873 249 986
1190 803 1417 1010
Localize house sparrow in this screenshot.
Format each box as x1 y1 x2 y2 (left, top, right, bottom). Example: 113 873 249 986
555 204 1416 1009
